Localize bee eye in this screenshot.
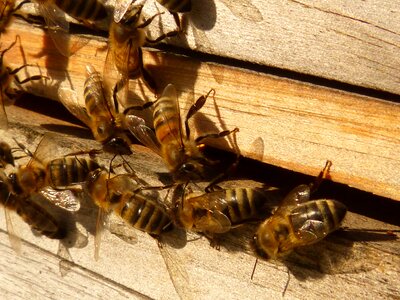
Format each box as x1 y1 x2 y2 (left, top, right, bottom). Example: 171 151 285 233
182 163 195 172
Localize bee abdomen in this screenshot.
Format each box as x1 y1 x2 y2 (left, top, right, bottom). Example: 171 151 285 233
153 97 181 144
55 0 107 21
157 0 191 12
47 157 100 188
224 188 269 225
118 195 172 235
290 200 347 237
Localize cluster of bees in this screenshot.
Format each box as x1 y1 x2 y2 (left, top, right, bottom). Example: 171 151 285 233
0 0 348 284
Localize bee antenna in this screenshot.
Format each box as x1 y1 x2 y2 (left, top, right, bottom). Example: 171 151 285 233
250 257 258 280
282 267 291 297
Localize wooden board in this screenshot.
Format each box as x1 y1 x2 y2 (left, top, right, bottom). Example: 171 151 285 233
0 104 399 299
18 0 400 95
1 20 400 201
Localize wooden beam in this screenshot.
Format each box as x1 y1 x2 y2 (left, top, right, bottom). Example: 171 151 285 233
0 105 399 299
2 20 400 201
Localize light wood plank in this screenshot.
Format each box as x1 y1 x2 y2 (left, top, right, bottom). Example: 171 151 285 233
18 0 400 94
2 21 400 200
0 105 399 300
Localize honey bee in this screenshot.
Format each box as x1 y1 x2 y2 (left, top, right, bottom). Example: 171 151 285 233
8 135 99 210
58 64 133 155
126 83 239 183
32 0 107 56
176 187 281 234
252 183 347 260
107 2 180 102
0 141 14 167
86 169 173 259
155 0 191 29
0 38 46 128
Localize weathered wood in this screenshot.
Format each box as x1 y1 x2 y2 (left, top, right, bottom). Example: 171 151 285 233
2 20 400 201
0 105 399 300
19 0 400 95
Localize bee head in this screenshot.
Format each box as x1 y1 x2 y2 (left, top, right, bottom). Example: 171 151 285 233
122 4 143 26
103 136 132 155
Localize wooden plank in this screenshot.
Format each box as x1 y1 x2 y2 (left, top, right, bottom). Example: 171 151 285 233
18 0 400 95
2 20 400 201
0 104 399 299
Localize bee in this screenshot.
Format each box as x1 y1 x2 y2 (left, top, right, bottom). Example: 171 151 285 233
126 83 239 184
32 0 107 56
252 184 347 260
86 169 173 259
58 64 133 155
176 187 281 234
0 141 14 167
155 0 191 30
0 38 46 128
108 2 180 102
8 135 99 211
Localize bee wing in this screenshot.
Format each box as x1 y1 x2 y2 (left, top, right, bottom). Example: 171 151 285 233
57 242 73 277
125 114 162 155
195 210 231 233
58 86 91 127
114 0 134 23
103 31 130 111
39 187 81 212
158 84 184 147
159 231 192 299
36 2 72 57
4 205 22 254
94 208 107 261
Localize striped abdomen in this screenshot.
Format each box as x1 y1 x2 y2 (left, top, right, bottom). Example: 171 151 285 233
46 157 100 188
13 196 66 239
84 69 109 118
221 188 278 226
157 0 191 12
153 94 181 145
289 199 347 241
55 0 107 21
113 193 172 236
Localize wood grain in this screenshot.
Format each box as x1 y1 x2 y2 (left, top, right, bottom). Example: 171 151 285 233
0 105 399 300
18 0 400 95
2 20 400 201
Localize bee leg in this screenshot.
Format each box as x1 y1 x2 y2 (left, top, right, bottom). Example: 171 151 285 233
138 48 158 93
309 160 332 193
204 232 221 250
138 12 164 29
145 29 180 44
184 89 216 139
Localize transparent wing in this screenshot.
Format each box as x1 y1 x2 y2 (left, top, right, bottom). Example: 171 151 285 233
85 64 114 116
157 84 184 147
125 114 161 155
103 27 130 111
36 2 72 57
27 133 61 167
114 0 134 22
58 86 91 127
57 242 73 277
4 206 22 254
159 230 192 299
94 208 107 261
39 186 81 212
